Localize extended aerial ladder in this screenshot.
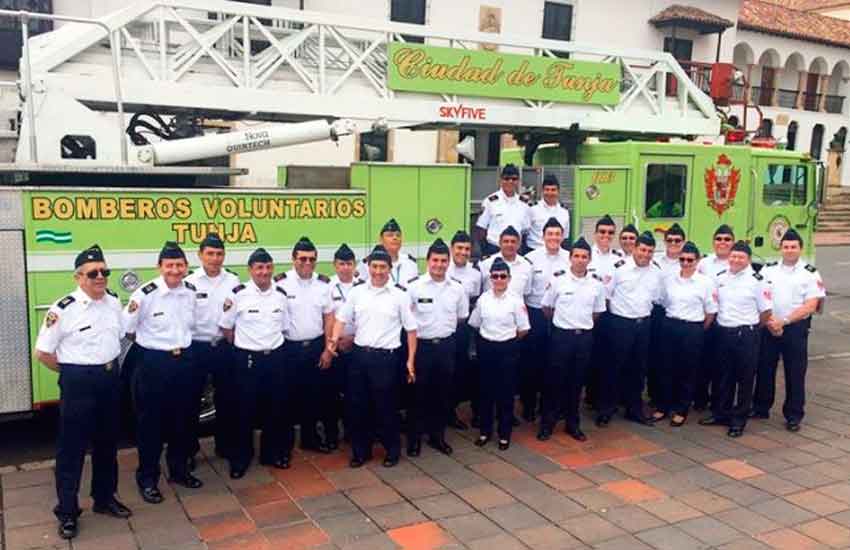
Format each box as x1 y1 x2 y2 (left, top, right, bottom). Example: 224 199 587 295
2 0 720 169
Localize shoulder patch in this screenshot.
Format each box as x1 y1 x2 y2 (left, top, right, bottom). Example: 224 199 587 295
105 288 118 298
232 284 246 293
488 193 499 202
592 273 602 281
753 272 764 281
276 286 287 295
407 275 419 284
317 274 331 283
353 280 366 287
716 269 727 276
184 281 197 291
141 282 158 295
612 249 623 257
805 264 817 273
395 283 407 292
273 272 287 282
407 253 416 263
57 295 75 309
765 261 778 267
614 260 626 268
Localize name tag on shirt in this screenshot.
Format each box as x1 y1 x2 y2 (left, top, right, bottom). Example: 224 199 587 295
196 293 208 299
153 312 165 317
418 298 434 304
79 325 91 332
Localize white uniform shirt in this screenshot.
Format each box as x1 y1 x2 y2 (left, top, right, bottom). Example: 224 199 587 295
526 201 570 250
185 268 240 342
476 189 531 246
447 261 482 303
122 277 196 351
328 275 356 337
336 279 418 349
276 270 333 341
715 267 773 327
588 244 622 286
36 287 123 364
358 253 419 286
219 279 289 351
661 272 718 323
698 254 730 281
408 273 469 339
761 260 826 320
479 253 534 297
655 253 681 279
469 289 531 342
542 270 606 330
525 247 571 309
607 258 664 319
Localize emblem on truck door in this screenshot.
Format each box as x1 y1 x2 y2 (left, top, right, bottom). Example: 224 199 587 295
705 154 740 216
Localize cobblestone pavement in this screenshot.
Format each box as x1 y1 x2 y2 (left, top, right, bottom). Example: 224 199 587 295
5 355 850 550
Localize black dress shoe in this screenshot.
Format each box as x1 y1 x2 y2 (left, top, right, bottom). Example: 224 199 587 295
498 439 510 451
139 486 164 504
230 467 247 479
698 416 729 427
595 415 611 428
449 416 469 430
474 435 490 447
302 443 332 455
566 426 587 442
261 455 291 470
349 457 366 468
786 421 801 432
327 440 339 451
383 456 399 468
407 440 421 457
749 410 770 419
169 473 203 489
624 413 653 426
427 438 453 455
537 428 552 441
93 498 132 518
57 517 78 540
727 426 744 438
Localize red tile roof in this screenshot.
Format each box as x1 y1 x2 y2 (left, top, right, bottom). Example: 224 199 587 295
739 0 850 49
762 0 850 11
649 5 735 31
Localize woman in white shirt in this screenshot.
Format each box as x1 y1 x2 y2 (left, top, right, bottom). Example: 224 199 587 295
468 258 530 450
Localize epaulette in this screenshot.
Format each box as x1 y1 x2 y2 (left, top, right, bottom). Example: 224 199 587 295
553 270 566 277
273 272 287 282
652 260 660 269
57 295 75 309
276 286 287 295
529 201 538 207
561 202 568 209
187 269 194 275
488 193 499 202
753 272 764 281
805 264 817 273
451 276 463 285
716 269 727 276
353 280 366 287
472 262 481 271
407 275 419 284
226 268 238 276
522 255 533 264
592 273 602 281
317 274 330 283
184 281 197 291
395 283 407 292
614 260 626 268
407 253 416 263
765 261 778 267
141 282 158 295
612 249 623 257
519 195 530 204
481 254 492 262
232 284 245 293
105 288 118 298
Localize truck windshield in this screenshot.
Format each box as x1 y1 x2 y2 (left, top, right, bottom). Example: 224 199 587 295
763 164 807 206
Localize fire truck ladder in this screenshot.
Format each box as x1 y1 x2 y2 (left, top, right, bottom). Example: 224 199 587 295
11 0 720 165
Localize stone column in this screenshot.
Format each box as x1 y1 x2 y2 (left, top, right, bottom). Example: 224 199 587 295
770 68 781 107
818 74 830 112
796 71 807 110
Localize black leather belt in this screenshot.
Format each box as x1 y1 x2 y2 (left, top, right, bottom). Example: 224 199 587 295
418 335 455 345
288 336 323 348
62 359 117 371
354 345 397 354
718 324 759 332
553 327 590 336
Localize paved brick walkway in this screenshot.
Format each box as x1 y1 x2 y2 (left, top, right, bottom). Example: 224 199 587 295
4 359 850 550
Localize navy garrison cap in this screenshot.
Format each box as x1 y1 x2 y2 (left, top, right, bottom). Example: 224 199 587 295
501 164 520 177
381 218 402 234
781 228 803 244
666 223 686 238
75 244 105 268
500 225 521 239
596 214 616 229
451 230 471 245
681 241 700 257
714 224 735 237
490 257 511 274
158 241 186 263
637 231 656 247
248 247 273 265
427 238 450 257
334 243 355 262
293 236 316 253
200 232 224 250
620 224 639 236
731 240 752 256
542 173 560 187
571 236 592 253
543 217 563 232
368 244 392 265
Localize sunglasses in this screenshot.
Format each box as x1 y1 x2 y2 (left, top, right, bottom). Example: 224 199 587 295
666 238 684 244
620 235 636 241
84 268 111 279
296 256 317 263
678 257 697 264
714 236 733 242
597 229 615 235
490 273 509 280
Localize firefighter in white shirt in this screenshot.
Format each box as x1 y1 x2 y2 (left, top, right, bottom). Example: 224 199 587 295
653 242 717 428
475 164 531 255
538 237 605 443
329 245 418 469
184 233 240 466
753 229 825 432
360 218 419 285
522 217 571 422
277 237 335 454
699 241 772 438
618 224 639 258
526 174 570 251
479 225 533 298
36 245 130 540
219 248 291 477
327 243 358 444
468 258 530 451
122 242 201 503
407 238 468 457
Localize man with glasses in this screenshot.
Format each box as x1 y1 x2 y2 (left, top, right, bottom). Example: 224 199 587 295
476 164 531 256
36 245 131 540
618 224 639 258
526 174 570 252
694 224 735 412
277 237 335 455
480 226 534 298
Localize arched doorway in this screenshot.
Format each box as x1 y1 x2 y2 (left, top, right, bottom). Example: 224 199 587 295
786 121 798 150
811 124 825 159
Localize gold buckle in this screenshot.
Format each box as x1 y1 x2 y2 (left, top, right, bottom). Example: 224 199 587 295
171 348 182 357
104 361 113 371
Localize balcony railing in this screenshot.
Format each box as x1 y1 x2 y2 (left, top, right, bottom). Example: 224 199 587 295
777 89 797 109
825 94 845 114
803 92 821 112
